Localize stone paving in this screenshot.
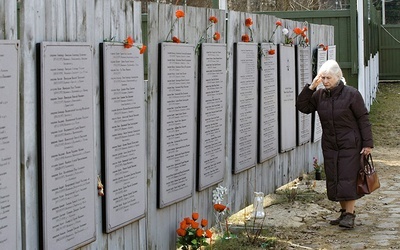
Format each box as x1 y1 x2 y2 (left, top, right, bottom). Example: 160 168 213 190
229 159 400 249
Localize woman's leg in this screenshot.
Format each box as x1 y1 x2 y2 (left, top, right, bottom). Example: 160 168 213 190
340 200 355 213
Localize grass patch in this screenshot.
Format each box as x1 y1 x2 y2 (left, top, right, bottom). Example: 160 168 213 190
370 82 400 148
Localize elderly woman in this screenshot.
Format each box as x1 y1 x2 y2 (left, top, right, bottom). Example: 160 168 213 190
296 60 373 228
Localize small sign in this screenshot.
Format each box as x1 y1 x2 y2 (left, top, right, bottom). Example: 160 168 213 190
278 45 296 152
39 42 96 250
296 46 312 145
258 43 278 162
158 43 196 208
0 40 20 250
101 42 146 233
233 42 258 173
197 43 227 190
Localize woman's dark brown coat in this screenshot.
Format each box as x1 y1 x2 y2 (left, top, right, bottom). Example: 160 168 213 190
297 81 373 201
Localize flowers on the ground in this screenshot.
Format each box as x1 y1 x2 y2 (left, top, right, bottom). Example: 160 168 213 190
313 157 323 173
242 17 254 42
165 9 185 42
176 212 212 250
195 15 220 54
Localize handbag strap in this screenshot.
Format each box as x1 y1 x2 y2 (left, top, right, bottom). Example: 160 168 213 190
361 154 375 174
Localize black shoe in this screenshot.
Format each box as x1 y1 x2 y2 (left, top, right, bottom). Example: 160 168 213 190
329 209 346 225
339 212 356 228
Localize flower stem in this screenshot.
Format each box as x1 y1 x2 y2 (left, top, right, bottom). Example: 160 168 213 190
165 18 178 41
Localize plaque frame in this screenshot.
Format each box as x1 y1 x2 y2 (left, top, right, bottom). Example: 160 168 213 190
0 40 20 250
100 42 146 233
258 43 279 163
295 45 312 146
37 42 96 250
233 42 258 173
157 42 196 208
197 43 227 191
277 44 297 153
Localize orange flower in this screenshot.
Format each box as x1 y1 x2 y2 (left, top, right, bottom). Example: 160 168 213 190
213 32 221 41
302 26 308 32
201 219 208 227
209 16 218 23
241 34 250 42
276 20 282 26
318 43 325 48
323 45 329 51
305 37 309 43
180 220 188 230
191 221 199 229
124 36 134 48
139 45 147 54
293 27 302 35
175 9 185 18
184 217 192 224
196 229 204 237
205 229 212 238
192 212 199 221
213 203 227 212
301 33 307 38
172 36 181 43
176 228 186 237
268 49 275 55
245 17 253 27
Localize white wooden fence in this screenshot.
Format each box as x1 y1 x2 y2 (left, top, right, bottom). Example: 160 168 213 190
1 1 373 249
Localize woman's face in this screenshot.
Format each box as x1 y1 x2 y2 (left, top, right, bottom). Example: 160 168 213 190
320 73 338 90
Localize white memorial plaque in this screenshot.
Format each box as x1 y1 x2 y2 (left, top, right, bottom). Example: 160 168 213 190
327 45 336 60
197 43 227 190
296 46 312 145
158 43 196 207
39 42 96 250
101 43 146 232
0 40 19 250
312 48 327 143
233 42 258 173
278 45 296 152
258 43 278 162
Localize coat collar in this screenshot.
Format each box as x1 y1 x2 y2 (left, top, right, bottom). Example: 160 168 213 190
324 81 344 97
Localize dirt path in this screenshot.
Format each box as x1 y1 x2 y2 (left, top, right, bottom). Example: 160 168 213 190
228 83 400 249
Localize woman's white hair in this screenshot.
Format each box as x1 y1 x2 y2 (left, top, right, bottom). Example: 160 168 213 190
318 59 346 84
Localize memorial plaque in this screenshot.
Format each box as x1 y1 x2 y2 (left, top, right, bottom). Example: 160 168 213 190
0 40 19 250
233 42 258 173
327 45 336 60
39 42 96 250
296 46 312 145
158 43 196 208
312 48 327 143
101 43 146 232
278 45 296 152
258 43 278 163
197 43 227 190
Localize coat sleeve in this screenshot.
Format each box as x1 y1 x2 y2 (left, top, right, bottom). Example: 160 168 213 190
350 91 374 148
296 84 317 114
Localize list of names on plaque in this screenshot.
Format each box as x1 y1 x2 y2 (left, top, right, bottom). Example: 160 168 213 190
296 46 312 145
102 43 146 232
278 45 296 152
327 45 336 60
234 43 258 173
312 48 327 142
0 40 19 250
198 43 227 190
159 43 195 207
40 42 95 250
103 43 146 232
258 43 278 163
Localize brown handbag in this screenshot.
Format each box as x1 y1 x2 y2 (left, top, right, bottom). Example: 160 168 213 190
357 154 380 195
